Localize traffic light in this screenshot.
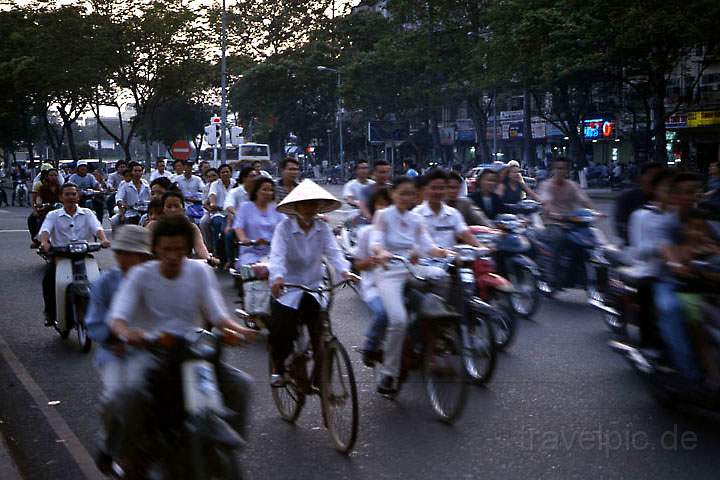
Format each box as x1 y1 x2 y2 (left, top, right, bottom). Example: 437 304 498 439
231 125 244 146
205 124 218 146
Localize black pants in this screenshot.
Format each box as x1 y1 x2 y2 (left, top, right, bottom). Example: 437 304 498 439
42 262 56 320
28 213 40 241
543 224 566 287
269 294 322 377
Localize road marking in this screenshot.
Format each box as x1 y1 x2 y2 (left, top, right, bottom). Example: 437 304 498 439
0 230 28 233
0 335 99 479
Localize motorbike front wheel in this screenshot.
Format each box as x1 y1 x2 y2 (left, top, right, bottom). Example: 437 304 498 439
488 295 517 351
422 324 468 423
461 315 496 385
73 296 92 353
508 263 541 319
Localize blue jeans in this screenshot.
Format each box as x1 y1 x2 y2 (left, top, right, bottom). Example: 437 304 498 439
363 296 388 351
211 215 236 263
653 280 702 382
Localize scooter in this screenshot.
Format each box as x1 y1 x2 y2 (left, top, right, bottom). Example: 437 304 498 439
609 258 720 411
186 199 205 226
470 209 542 319
107 329 246 479
14 181 28 207
526 208 611 307
48 240 102 352
79 188 104 221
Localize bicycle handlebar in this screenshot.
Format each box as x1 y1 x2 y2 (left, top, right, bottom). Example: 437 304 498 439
283 279 355 294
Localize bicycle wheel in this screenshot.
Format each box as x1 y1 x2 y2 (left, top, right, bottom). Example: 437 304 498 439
268 354 305 423
320 339 359 454
422 323 468 423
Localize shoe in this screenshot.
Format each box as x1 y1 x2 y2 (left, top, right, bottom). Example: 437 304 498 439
377 375 397 395
362 349 383 368
44 314 55 327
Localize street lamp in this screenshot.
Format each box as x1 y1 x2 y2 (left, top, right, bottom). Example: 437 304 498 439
317 66 345 180
220 0 229 164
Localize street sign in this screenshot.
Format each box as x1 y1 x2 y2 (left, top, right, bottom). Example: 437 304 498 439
170 140 192 160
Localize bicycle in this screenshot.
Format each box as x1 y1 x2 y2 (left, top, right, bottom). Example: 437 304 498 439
251 278 359 454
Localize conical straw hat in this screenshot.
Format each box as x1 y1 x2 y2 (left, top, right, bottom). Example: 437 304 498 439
276 179 342 216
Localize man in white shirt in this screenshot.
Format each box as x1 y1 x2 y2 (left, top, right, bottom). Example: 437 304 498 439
174 160 205 201
342 160 375 208
39 183 110 326
112 161 150 226
414 169 480 248
149 158 173 181
105 215 255 464
207 164 237 266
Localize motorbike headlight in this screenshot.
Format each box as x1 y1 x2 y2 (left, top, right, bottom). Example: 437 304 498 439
68 243 88 254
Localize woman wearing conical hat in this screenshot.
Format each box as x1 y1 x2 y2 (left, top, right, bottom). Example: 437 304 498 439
267 180 355 386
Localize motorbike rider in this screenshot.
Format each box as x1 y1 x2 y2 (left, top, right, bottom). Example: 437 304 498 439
149 157 173 181
138 177 173 227
613 162 663 245
174 160 205 202
497 160 541 204
39 182 111 326
105 160 127 214
268 180 354 387
353 186 392 367
653 173 706 383
68 160 104 220
275 157 300 203
370 176 451 394
471 169 505 220
207 164 237 269
415 169 481 248
32 162 64 187
445 171 492 226
111 161 150 227
105 216 255 473
359 160 392 219
537 157 595 288
146 191 212 262
28 167 61 247
10 163 30 206
343 160 375 209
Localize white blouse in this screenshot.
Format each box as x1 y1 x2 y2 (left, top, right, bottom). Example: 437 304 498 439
369 205 436 258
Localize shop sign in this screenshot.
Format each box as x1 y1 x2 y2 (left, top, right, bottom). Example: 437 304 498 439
531 117 546 139
666 113 687 129
500 110 524 122
439 126 455 146
503 122 523 139
582 118 615 139
687 110 720 128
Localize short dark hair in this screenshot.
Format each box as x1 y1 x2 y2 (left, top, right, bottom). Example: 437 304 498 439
280 157 299 170
671 172 702 187
391 175 416 190
173 159 184 167
374 160 390 169
128 161 143 171
218 163 232 174
116 160 128 167
640 162 663 177
368 186 392 216
204 167 218 177
425 168 447 183
156 158 166 166
152 215 194 254
355 160 368 169
239 166 257 183
150 176 172 191
553 156 569 167
199 160 210 166
477 169 498 182
60 182 78 194
447 171 464 184
161 190 185 209
148 198 163 214
249 176 275 202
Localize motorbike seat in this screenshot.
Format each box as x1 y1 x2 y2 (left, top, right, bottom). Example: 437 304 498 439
416 293 463 322
616 267 653 288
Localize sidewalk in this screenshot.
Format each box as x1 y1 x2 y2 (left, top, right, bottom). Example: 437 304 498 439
0 432 22 480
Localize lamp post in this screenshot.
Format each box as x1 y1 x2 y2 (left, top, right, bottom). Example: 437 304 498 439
317 66 344 180
220 0 228 164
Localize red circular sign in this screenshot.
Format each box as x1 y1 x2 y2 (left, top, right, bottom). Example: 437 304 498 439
170 140 192 160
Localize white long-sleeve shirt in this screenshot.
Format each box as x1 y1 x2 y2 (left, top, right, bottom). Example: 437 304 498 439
116 179 150 212
208 178 236 212
269 216 350 309
413 201 467 249
223 185 247 212
369 205 436 258
175 174 205 201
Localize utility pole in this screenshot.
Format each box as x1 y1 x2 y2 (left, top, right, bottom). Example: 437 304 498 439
220 0 228 164
317 66 344 180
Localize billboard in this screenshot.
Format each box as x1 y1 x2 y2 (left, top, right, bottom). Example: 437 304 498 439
368 121 410 144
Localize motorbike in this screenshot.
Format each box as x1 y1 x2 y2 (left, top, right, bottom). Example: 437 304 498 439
525 208 612 307
79 188 104 221
610 258 720 411
186 199 205 226
114 200 149 226
107 329 246 479
14 181 29 207
470 207 542 319
380 256 469 422
46 240 102 352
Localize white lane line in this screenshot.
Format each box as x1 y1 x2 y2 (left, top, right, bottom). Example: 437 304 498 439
0 230 28 233
0 335 99 479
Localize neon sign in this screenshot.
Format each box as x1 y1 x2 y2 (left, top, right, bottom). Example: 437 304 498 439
583 118 615 139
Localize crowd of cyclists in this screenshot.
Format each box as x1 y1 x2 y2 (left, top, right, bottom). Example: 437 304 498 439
18 153 720 474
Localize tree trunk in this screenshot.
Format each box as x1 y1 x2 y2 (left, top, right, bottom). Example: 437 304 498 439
522 89 534 167
652 75 668 164
569 131 585 169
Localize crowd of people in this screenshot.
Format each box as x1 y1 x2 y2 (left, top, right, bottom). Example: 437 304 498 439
23 152 720 473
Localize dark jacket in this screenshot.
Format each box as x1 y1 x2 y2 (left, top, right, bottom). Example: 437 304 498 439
470 192 504 220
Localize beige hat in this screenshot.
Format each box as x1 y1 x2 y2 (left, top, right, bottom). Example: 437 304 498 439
276 179 341 216
506 160 520 168
40 163 54 172
111 225 152 255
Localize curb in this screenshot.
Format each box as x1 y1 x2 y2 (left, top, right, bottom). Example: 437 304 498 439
0 433 22 480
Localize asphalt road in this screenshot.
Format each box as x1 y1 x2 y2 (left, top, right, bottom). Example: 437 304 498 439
1 191 719 480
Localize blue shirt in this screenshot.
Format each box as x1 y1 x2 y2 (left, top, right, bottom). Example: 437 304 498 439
86 267 124 367
68 173 99 190
233 202 284 264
